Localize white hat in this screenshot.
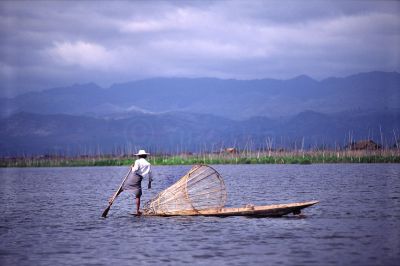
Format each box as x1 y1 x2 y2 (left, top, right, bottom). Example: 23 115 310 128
134 149 150 156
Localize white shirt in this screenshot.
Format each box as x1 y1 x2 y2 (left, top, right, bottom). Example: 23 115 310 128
131 158 153 181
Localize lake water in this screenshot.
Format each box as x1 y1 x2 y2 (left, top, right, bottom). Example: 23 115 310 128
0 164 399 266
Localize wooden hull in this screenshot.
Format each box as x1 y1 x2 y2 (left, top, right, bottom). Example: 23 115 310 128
144 200 319 217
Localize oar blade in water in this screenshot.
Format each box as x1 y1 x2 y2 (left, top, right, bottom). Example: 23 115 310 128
102 205 111 218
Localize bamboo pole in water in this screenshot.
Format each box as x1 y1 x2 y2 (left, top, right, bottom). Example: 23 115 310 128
102 167 132 218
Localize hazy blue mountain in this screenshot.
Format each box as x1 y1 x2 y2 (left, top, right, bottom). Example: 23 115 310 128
1 71 398 156
0 83 107 117
1 110 398 156
1 71 399 119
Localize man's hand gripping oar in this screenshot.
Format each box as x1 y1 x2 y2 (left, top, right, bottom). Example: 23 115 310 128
101 167 132 218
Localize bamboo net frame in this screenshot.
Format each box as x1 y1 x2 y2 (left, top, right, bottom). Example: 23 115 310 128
143 165 227 215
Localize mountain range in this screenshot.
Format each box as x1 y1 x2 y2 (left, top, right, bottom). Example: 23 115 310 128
0 71 399 156
1 71 399 119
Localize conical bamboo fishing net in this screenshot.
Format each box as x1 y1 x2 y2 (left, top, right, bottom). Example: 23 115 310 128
143 165 227 215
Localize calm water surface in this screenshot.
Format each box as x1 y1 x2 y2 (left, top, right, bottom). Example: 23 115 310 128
0 164 399 266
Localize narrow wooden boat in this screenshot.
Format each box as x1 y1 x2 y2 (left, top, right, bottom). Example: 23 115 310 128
144 200 319 217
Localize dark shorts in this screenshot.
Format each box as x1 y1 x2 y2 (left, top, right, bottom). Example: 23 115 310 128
122 173 143 198
133 188 142 198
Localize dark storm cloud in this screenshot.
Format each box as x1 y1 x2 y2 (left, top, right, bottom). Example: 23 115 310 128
0 0 399 97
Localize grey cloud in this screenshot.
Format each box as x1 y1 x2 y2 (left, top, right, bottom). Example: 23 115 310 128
0 0 399 97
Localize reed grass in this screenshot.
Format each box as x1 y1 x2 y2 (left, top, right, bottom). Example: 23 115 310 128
1 149 399 167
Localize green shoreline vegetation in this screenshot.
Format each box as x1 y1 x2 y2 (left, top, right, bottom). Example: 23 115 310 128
1 150 400 167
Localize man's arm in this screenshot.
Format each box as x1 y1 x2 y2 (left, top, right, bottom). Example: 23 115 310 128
131 160 139 173
148 169 153 189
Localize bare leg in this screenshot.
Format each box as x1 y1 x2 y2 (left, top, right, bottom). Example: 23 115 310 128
136 196 142 216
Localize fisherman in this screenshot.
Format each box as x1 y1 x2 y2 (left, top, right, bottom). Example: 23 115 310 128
117 149 153 216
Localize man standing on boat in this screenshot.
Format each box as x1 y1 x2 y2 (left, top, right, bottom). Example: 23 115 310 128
122 149 153 216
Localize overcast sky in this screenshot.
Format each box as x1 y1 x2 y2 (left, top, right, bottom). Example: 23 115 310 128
0 0 399 97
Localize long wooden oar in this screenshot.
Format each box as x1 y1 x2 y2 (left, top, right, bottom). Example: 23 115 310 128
102 167 132 218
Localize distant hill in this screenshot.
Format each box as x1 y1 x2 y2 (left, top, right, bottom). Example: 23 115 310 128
1 71 399 119
1 110 398 156
1 71 398 156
